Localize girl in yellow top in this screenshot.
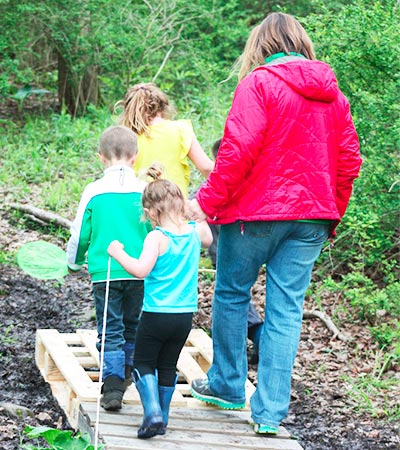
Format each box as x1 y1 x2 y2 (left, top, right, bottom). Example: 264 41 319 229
116 83 214 197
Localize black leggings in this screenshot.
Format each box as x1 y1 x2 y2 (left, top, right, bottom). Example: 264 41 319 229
134 311 193 386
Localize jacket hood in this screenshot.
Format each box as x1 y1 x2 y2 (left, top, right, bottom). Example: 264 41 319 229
254 60 339 103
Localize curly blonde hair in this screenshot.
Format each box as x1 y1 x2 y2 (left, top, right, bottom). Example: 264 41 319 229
142 163 187 226
237 12 315 81
115 83 175 136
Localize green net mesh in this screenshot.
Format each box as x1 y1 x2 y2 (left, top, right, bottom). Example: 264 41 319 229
17 241 68 280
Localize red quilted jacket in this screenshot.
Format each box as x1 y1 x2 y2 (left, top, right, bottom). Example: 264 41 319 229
197 59 361 228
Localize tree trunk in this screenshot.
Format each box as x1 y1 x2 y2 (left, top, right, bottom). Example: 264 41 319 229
57 52 99 116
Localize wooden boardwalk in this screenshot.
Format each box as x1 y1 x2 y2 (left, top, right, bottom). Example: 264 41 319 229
35 328 303 450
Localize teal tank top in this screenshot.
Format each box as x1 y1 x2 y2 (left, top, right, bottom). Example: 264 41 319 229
143 221 201 313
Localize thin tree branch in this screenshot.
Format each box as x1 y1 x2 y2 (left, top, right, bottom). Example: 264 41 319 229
303 309 352 342
8 203 72 229
152 46 174 82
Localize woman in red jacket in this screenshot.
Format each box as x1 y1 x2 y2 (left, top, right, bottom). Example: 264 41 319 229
189 12 361 435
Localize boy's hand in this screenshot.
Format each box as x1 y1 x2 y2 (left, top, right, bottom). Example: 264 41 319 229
108 240 124 258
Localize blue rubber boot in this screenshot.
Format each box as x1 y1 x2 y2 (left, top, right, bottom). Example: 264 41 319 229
157 375 178 435
134 370 163 439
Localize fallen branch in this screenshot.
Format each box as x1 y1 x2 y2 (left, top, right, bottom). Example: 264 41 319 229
303 309 352 342
8 203 72 229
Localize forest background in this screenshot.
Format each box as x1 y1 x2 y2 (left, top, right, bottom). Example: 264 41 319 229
0 0 399 431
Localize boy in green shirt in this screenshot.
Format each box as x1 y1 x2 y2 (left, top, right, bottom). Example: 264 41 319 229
67 125 152 410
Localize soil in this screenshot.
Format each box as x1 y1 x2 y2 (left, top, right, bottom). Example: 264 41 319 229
0 210 399 450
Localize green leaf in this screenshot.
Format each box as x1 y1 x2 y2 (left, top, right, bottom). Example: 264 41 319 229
23 426 64 445
53 431 92 450
13 85 51 100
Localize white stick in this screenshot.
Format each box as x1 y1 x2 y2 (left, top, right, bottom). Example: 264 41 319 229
94 256 111 449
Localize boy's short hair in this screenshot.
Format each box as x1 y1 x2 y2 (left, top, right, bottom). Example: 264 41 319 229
99 125 138 160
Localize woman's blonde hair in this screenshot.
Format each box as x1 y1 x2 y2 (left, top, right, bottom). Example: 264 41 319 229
142 163 187 226
115 83 175 136
237 12 315 81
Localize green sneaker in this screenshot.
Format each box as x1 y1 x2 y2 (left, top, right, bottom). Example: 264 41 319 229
254 423 279 435
190 379 245 410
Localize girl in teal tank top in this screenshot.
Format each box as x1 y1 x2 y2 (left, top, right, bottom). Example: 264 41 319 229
108 164 212 439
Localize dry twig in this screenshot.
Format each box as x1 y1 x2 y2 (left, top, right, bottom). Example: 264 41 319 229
303 309 352 342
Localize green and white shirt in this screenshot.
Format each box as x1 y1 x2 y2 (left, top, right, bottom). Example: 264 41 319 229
66 165 152 282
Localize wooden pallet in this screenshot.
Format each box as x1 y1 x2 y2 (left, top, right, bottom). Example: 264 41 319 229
35 328 303 449
78 402 303 450
35 329 256 427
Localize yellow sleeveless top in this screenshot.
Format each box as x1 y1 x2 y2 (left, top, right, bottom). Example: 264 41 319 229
135 119 193 197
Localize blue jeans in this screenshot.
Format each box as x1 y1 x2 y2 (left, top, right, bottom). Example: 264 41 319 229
208 220 329 428
93 279 144 379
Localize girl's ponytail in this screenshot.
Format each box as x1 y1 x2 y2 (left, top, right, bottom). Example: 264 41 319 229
115 83 174 136
146 163 164 181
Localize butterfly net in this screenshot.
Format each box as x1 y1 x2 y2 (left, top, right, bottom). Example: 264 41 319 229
17 241 68 280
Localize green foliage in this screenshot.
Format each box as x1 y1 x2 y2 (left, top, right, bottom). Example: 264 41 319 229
21 426 101 450
12 85 51 112
305 0 400 281
0 108 111 215
342 349 400 419
0 324 17 346
339 273 399 324
313 273 400 368
0 0 349 111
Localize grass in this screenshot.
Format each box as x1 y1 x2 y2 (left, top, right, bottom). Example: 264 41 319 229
1 85 230 218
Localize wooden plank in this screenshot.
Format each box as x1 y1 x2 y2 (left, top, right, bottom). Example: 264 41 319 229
80 402 301 450
62 333 84 345
70 346 92 357
35 334 46 369
176 347 207 384
81 403 291 437
101 431 302 450
36 329 303 449
43 352 65 381
187 328 213 363
36 329 99 399
75 356 97 367
76 329 99 366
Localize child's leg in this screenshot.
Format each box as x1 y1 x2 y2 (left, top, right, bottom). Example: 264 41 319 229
156 313 193 434
134 312 192 435
93 280 126 411
121 280 144 383
156 312 193 386
133 312 165 439
248 302 263 344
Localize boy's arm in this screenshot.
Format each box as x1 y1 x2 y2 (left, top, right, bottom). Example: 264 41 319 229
108 231 161 278
66 188 93 272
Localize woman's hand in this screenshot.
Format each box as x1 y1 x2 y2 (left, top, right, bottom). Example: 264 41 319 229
189 198 207 222
108 240 124 258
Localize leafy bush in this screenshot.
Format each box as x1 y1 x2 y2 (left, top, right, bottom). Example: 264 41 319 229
306 0 400 282
21 426 102 450
314 273 400 366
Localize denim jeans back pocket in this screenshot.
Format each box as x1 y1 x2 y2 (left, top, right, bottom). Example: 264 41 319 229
298 223 330 244
241 221 274 238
